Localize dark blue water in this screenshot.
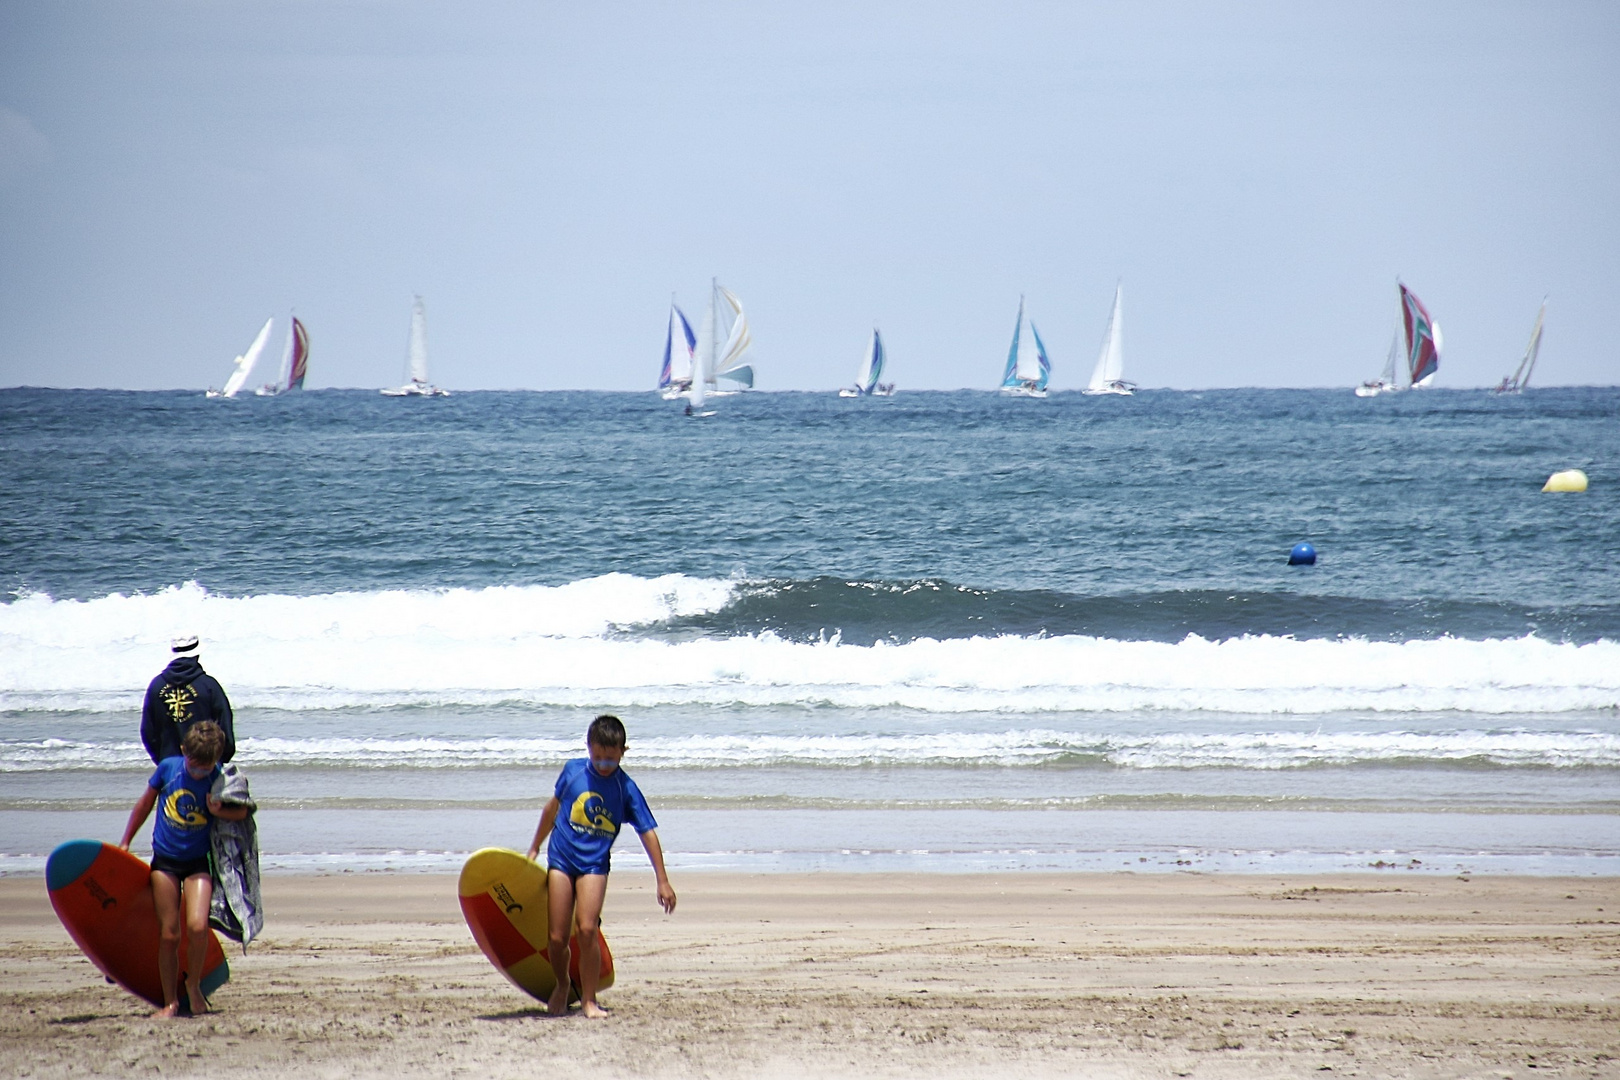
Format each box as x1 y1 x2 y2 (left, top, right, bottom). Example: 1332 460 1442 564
3 387 1617 641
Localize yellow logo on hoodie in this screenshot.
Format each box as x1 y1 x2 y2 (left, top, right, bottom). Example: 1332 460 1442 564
159 683 196 725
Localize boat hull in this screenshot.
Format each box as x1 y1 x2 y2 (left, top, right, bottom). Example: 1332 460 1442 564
1000 387 1047 398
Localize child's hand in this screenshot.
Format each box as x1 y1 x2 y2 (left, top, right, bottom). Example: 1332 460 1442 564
206 795 224 814
656 879 677 914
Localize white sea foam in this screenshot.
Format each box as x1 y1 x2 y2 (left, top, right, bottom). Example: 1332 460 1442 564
4 728 1618 772
2 578 1619 715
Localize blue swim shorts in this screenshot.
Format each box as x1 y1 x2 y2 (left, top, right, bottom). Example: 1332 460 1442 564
547 848 610 878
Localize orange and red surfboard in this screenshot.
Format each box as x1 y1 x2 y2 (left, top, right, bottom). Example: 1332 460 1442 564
458 847 613 1002
46 839 229 1009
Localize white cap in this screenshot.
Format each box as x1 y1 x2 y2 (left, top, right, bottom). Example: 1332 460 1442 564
171 635 200 655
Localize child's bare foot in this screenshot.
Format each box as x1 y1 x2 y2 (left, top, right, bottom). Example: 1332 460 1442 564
546 978 571 1017
580 1000 610 1020
153 1002 180 1019
185 983 208 1016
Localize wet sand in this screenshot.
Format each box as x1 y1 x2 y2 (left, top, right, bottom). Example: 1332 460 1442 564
3 872 1617 1079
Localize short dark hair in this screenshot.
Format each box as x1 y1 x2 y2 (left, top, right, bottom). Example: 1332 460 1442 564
182 721 226 766
587 714 627 749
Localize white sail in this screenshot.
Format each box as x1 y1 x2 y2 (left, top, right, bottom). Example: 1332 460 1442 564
1089 286 1124 389
381 295 448 396
709 281 754 387
667 305 692 385
1519 302 1546 387
1496 300 1547 393
1014 314 1040 382
1355 289 1406 397
219 318 273 398
689 297 712 409
406 296 429 385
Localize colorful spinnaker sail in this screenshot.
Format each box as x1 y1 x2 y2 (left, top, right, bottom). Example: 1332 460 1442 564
285 317 309 391
1400 283 1442 387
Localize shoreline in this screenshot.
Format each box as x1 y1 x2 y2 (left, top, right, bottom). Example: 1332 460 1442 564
5 871 1617 1078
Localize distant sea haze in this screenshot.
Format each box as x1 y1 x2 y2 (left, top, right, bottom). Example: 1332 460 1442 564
1 388 1616 875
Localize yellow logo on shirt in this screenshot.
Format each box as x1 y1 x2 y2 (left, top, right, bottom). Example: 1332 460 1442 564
163 788 208 831
570 791 617 838
159 684 196 725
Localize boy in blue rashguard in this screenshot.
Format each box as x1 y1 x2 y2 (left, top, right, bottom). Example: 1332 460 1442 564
525 714 676 1018
119 721 248 1018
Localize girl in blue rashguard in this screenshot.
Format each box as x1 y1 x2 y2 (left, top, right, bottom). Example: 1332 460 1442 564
525 715 676 1018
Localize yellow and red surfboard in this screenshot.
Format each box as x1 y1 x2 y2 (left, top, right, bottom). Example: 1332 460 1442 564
46 839 229 1009
458 847 613 1001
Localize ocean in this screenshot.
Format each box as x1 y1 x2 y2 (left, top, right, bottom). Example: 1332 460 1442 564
2 387 1617 875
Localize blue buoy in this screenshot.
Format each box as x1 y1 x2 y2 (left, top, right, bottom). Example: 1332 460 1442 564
1288 542 1317 566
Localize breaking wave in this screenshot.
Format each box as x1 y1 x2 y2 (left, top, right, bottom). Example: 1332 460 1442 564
2 577 1618 715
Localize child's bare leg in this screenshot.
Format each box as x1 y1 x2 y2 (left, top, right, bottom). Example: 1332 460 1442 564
150 871 182 1018
545 869 576 1016
572 873 609 1019
182 874 213 1015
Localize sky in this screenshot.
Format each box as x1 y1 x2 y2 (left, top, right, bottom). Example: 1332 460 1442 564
0 1 1615 391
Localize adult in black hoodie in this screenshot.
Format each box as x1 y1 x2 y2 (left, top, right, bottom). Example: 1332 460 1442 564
141 636 235 764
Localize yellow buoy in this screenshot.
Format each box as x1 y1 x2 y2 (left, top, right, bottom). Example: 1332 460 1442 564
1542 469 1588 493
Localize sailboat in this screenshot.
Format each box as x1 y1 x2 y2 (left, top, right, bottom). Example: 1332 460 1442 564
1083 285 1134 395
1355 320 1401 397
206 318 274 398
999 297 1051 397
1401 282 1442 389
254 316 310 396
381 296 449 397
692 279 755 396
658 299 698 399
1355 282 1442 395
839 329 894 397
1492 299 1547 395
684 306 714 417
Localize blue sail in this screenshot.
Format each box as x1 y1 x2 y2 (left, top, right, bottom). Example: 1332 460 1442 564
1030 322 1051 392
866 330 885 393
658 303 696 390
1001 298 1025 388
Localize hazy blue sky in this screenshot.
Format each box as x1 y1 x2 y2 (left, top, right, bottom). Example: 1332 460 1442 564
1 1 1615 390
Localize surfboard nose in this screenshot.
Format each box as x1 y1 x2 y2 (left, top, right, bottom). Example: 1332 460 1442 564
45 839 105 892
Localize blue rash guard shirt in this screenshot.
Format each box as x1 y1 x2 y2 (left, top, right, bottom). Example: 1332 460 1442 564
147 757 221 862
546 757 658 876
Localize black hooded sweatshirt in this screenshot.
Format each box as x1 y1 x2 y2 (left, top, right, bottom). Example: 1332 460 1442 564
140 656 235 764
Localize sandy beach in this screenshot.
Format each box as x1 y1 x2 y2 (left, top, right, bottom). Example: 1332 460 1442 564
2 871 1616 1079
